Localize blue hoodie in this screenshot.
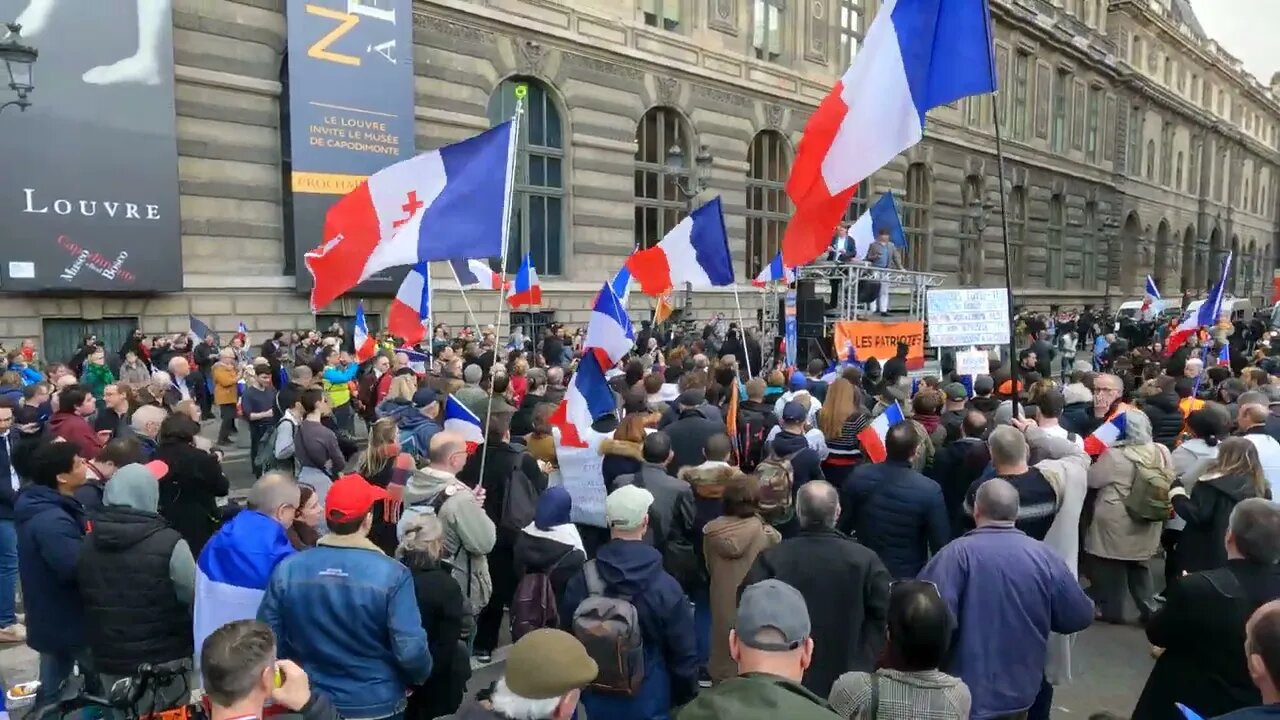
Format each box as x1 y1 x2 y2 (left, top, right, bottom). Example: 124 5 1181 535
15 485 87 653
376 398 440 458
563 539 699 720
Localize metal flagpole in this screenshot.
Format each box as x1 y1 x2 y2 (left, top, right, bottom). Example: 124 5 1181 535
983 6 1020 418
476 86 525 485
455 286 485 337
732 284 755 379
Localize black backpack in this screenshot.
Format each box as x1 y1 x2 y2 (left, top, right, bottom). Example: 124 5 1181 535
735 407 776 474
253 416 296 475
499 454 540 533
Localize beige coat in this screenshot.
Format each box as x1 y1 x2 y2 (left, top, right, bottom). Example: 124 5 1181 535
1085 443 1170 562
703 515 780 683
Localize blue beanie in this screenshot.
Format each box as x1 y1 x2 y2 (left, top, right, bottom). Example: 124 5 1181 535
535 486 573 530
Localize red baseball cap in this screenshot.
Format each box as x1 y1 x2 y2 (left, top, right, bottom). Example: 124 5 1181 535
325 474 388 523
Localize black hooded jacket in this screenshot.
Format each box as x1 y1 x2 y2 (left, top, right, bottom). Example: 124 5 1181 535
1140 389 1185 449
1173 473 1267 574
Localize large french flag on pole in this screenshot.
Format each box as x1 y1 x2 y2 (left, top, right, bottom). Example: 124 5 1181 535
305 122 515 309
1084 412 1128 457
848 192 908 259
353 301 377 363
1140 275 1161 320
856 402 905 464
552 282 635 448
610 258 634 306
752 252 795 287
451 258 506 290
507 253 542 307
627 197 734 295
1167 253 1232 356
387 263 432 345
780 0 996 267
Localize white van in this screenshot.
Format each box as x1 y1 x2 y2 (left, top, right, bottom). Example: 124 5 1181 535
1114 297 1181 327
1183 297 1254 323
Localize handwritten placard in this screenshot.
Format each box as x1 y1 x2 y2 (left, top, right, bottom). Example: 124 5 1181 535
926 289 1011 348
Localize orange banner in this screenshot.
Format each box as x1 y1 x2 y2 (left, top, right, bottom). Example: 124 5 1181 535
833 321 926 371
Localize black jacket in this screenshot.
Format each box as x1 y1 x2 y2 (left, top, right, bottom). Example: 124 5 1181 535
1062 402 1105 438
1141 389 1185 450
77 506 191 674
1132 560 1280 720
841 460 950 579
666 409 728 476
0 433 18 520
617 462 699 590
15 486 87 653
1173 473 1263 574
458 440 547 547
513 532 586 626
600 439 644 494
928 437 990 539
406 560 472 720
743 527 890 698
154 442 230 557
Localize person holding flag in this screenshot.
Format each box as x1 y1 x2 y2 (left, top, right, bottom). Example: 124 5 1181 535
1141 276 1162 321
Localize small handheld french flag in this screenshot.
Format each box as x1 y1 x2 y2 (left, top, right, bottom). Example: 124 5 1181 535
507 253 542 307
451 258 506 291
1140 276 1161 320
752 252 795 288
1217 344 1230 368
353 301 377 363
856 402 905 464
1084 412 1128 456
443 394 485 452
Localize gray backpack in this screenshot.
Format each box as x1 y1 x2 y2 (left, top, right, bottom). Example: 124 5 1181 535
571 560 645 696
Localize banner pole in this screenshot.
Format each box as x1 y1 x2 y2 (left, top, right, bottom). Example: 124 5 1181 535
732 284 754 379
455 286 484 338
477 91 525 485
982 8 1019 418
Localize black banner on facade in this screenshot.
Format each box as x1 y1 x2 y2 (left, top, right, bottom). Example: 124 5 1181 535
286 0 416 294
0 0 182 292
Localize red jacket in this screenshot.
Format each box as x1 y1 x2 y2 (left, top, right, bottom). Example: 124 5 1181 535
47 411 104 459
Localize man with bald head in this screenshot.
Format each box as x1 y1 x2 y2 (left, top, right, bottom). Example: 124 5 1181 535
1239 402 1280 499
399 431 495 624
1228 600 1280 719
744 480 890 697
919 478 1094 720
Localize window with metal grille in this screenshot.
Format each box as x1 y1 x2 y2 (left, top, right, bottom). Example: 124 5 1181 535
1007 187 1026 281
1051 70 1069 153
753 0 785 63
486 79 565 275
903 164 931 271
1086 87 1101 163
634 107 691 249
1012 52 1030 141
1082 202 1097 291
642 0 681 31
746 131 791 279
838 0 864 68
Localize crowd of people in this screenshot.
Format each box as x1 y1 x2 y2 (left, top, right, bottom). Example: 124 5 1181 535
3 305 1280 720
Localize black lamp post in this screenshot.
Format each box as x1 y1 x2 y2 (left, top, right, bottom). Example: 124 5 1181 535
0 23 37 114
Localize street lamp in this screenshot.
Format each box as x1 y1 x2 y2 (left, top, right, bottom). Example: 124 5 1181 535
0 23 37 114
964 196 995 283
665 143 714 206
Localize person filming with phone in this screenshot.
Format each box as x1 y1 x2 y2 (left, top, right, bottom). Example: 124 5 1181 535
201 619 341 720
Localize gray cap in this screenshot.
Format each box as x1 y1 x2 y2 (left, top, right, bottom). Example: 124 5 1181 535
736 579 810 651
464 364 483 384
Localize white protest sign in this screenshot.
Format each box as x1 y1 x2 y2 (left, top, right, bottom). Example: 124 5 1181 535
955 349 988 377
551 429 608 528
926 288 1011 348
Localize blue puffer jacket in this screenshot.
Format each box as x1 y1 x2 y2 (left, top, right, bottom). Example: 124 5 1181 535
258 535 431 719
563 539 699 720
15 485 87 653
840 460 951 579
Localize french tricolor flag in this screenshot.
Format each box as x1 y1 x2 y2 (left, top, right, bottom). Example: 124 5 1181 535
443 394 485 452
1217 344 1230 368
610 259 634 306
305 122 515 309
396 347 431 374
847 192 908 259
1140 275 1161 320
856 402 905 464
353 301 377 363
1084 413 1127 457
552 282 635 448
387 263 432 345
752 252 795 288
780 0 996 266
451 258 506 290
1167 252 1232 356
507 253 543 307
627 197 734 295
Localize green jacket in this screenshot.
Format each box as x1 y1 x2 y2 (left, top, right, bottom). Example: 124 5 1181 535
676 673 841 720
82 363 116 400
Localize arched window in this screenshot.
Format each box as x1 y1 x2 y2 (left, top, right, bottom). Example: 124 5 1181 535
903 164 932 270
1007 186 1026 282
1047 194 1065 289
1145 139 1156 180
634 107 692 249
745 131 791 279
487 79 565 275
1175 152 1184 191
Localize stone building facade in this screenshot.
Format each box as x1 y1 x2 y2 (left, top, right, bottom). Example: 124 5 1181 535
3 0 1278 355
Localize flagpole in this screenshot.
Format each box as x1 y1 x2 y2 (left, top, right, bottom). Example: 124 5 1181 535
455 286 485 338
983 6 1020 418
477 90 525 487
732 284 755 380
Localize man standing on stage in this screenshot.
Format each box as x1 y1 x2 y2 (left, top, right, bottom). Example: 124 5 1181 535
864 228 903 317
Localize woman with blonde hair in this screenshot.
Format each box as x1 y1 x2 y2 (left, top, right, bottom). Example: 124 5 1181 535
397 513 471 720
357 416 416 554
1169 437 1271 573
525 403 558 468
600 412 648 493
818 378 871 486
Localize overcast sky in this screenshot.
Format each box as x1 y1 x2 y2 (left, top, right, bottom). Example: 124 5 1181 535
1191 1 1280 84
